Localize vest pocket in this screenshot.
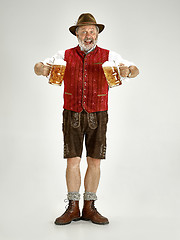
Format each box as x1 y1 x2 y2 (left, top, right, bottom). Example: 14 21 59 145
97 94 107 97
65 92 72 95
93 62 103 65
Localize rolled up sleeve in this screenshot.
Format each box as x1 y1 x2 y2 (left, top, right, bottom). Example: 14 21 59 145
108 50 136 67
42 50 65 65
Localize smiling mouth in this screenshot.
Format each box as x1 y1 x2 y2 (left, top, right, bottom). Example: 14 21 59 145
84 40 93 45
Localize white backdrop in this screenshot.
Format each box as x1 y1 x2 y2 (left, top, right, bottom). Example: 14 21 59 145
0 0 180 239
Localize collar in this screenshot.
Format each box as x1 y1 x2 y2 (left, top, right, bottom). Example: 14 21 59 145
76 45 98 59
78 44 97 54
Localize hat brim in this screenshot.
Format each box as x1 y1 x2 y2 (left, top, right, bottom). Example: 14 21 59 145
69 23 105 36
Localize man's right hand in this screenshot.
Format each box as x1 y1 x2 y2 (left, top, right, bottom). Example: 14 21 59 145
34 62 52 76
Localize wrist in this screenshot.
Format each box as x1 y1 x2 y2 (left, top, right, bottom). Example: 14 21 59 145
127 67 132 78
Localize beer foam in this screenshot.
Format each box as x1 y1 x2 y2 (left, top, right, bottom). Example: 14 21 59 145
53 58 67 66
102 61 116 67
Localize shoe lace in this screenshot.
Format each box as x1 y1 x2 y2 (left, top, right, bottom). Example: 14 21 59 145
92 201 97 211
64 198 69 210
91 201 102 216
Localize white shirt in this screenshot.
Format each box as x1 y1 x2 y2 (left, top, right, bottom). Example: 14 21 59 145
43 47 135 65
42 47 136 81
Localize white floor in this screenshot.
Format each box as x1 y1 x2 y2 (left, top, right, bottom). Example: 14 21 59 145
1 157 180 240
1 207 179 240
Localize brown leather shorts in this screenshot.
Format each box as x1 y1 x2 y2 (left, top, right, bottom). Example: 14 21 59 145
62 109 108 159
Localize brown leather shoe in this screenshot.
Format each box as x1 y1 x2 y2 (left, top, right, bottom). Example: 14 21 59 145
81 200 109 225
54 200 81 225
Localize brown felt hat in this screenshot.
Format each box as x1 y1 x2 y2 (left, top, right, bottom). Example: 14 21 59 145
69 13 105 36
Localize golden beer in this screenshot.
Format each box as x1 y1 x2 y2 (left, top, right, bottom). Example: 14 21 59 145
49 65 66 86
102 65 122 87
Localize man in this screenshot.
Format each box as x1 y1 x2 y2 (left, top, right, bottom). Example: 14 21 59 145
34 13 139 225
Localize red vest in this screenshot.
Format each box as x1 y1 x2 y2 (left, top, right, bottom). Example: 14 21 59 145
63 45 109 113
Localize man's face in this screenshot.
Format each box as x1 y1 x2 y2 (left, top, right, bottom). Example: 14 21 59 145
76 25 98 52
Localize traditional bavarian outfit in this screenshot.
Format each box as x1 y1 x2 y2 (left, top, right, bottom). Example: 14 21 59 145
43 45 134 160
42 13 136 225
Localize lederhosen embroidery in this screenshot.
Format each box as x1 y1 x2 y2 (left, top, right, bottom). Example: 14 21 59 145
87 112 98 129
70 111 80 128
100 144 106 159
64 143 70 156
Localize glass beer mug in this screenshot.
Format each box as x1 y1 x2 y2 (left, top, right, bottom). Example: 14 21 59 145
102 61 122 87
48 58 66 86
